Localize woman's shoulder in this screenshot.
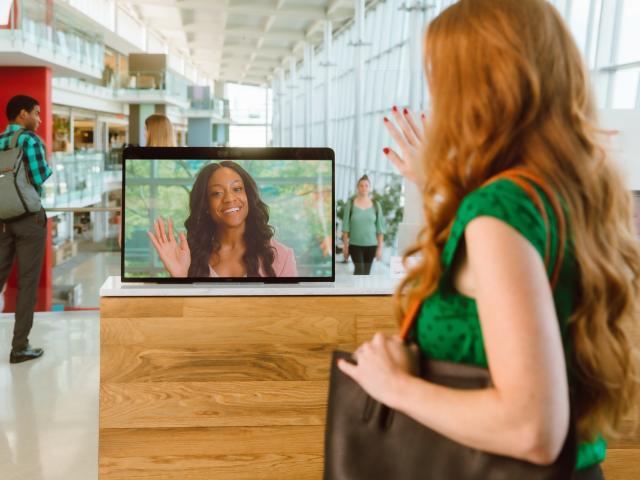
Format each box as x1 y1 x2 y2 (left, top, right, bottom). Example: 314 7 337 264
444 178 549 266
457 178 542 227
268 238 297 277
270 238 293 255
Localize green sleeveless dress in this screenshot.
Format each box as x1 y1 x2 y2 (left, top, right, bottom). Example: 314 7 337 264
413 178 605 471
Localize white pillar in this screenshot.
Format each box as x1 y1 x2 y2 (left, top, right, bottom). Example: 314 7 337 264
289 56 297 147
279 69 286 147
68 211 74 242
303 43 314 148
409 0 423 112
265 85 270 146
68 111 74 152
399 0 428 255
353 0 365 179
323 20 333 148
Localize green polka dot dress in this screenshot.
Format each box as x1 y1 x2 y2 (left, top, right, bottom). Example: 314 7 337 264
413 178 605 471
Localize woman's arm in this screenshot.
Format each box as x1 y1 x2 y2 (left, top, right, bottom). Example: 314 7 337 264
342 232 349 260
375 233 383 261
339 216 570 465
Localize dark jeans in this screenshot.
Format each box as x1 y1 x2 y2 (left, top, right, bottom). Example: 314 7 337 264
576 464 605 480
349 245 377 275
0 209 47 350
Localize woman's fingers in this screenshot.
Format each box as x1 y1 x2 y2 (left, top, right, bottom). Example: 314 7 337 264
158 216 168 244
420 112 428 133
404 109 424 141
153 220 163 245
384 117 412 152
383 147 411 178
391 107 420 148
337 358 359 380
167 217 176 243
179 231 190 253
147 231 162 252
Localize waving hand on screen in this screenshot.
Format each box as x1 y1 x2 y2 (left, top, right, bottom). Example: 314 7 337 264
147 216 191 277
382 107 428 186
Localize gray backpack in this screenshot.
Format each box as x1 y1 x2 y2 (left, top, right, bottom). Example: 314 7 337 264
0 129 42 222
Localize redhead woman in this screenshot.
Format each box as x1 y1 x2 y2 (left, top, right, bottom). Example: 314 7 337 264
148 161 297 278
337 0 640 478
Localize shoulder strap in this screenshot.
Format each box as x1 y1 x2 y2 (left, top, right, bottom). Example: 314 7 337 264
9 129 24 149
349 197 354 221
399 169 566 340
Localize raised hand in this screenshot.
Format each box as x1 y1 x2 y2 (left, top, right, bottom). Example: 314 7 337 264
147 216 191 278
382 106 428 185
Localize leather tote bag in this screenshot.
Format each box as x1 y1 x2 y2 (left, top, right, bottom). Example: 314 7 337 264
323 169 577 480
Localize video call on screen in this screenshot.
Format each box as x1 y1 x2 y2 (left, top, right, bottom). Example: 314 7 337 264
123 159 333 279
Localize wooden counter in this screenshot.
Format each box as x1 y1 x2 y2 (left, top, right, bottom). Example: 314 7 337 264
98 278 639 479
99 291 397 479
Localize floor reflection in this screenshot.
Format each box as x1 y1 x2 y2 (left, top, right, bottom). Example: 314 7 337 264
53 252 120 308
0 312 99 480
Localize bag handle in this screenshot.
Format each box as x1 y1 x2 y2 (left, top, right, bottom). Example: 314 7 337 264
8 129 24 149
399 169 566 340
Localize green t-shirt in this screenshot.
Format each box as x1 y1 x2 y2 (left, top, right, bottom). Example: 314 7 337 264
413 178 605 471
342 199 387 247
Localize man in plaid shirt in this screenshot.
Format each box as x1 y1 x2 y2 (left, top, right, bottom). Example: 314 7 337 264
0 95 51 364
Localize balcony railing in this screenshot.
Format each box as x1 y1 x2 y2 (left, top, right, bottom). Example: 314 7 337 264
188 97 225 117
42 151 121 209
117 70 188 104
0 0 105 71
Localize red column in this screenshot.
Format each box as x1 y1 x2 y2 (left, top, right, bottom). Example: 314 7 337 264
0 67 53 313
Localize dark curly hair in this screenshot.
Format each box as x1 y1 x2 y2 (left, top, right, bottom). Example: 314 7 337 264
184 161 276 277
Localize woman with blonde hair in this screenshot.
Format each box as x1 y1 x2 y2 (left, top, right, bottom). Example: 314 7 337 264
119 113 176 246
337 0 640 478
144 113 175 147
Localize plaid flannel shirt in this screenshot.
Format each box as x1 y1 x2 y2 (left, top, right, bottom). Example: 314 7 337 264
0 124 51 197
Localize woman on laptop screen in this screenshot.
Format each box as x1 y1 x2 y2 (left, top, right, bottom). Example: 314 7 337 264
147 161 297 278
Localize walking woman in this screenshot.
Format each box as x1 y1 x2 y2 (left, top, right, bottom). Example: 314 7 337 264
337 0 640 478
119 113 175 246
341 174 387 275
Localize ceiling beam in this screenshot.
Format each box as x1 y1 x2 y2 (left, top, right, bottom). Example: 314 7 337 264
115 0 328 20
327 0 350 15
187 42 291 57
305 19 324 38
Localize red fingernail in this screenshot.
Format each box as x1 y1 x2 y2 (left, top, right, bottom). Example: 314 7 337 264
392 106 397 112
383 148 390 154
422 113 426 119
383 117 388 122
336 359 341 365
403 108 408 115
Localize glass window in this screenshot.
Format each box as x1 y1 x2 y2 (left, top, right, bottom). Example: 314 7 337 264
569 0 593 55
617 0 640 64
611 68 640 109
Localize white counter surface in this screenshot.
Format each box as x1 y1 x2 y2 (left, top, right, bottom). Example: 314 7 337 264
100 275 400 297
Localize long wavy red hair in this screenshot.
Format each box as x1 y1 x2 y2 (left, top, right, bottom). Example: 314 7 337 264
398 0 640 442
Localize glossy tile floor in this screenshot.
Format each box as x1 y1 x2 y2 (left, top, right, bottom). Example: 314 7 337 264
53 252 121 309
0 312 100 480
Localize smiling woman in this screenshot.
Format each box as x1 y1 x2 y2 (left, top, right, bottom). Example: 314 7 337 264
147 161 297 278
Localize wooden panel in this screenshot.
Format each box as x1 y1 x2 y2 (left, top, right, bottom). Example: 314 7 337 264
99 453 323 480
99 426 324 456
601 449 640 480
100 343 358 383
101 315 355 346
100 381 329 428
356 315 399 343
183 296 393 317
100 297 183 318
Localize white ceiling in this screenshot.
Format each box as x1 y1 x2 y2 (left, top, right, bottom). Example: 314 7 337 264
115 0 361 86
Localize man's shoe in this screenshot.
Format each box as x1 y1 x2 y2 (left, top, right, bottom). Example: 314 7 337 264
9 344 44 364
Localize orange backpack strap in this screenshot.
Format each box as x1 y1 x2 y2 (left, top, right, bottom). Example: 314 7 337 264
398 169 566 341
